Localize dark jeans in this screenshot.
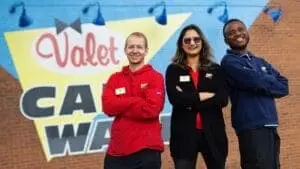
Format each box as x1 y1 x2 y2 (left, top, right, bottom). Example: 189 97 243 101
104 149 161 169
238 127 280 169
173 130 225 169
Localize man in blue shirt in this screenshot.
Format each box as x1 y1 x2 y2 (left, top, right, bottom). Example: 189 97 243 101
221 19 289 169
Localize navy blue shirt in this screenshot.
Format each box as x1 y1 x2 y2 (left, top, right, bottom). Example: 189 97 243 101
221 50 289 133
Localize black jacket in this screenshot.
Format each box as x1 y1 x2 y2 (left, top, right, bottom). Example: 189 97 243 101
165 63 228 162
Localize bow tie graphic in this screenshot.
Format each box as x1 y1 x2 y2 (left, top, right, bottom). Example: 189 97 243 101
55 18 82 35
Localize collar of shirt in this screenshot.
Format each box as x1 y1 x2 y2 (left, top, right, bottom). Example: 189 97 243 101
184 64 199 87
241 53 252 60
226 49 253 60
122 64 152 75
186 65 197 72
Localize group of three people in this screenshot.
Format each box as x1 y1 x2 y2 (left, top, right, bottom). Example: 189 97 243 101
101 19 289 169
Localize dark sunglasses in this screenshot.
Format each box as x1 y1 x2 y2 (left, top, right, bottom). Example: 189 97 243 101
183 37 201 45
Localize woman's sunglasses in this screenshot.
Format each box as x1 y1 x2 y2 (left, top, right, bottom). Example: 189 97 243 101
183 37 201 45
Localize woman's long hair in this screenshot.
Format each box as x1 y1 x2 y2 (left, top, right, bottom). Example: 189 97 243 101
172 24 215 69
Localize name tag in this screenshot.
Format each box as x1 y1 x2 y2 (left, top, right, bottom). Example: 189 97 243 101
180 75 190 82
115 87 126 95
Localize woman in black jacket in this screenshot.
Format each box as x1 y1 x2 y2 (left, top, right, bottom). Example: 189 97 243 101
165 24 228 169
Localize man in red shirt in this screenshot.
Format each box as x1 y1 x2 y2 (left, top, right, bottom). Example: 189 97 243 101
102 32 165 169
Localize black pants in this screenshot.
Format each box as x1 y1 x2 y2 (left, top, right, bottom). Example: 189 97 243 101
104 149 161 169
238 127 280 169
173 130 225 169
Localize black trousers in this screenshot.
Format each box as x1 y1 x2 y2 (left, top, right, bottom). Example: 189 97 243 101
238 127 280 169
104 149 161 169
173 130 225 169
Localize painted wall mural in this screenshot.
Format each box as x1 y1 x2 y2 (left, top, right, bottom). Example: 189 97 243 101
1 0 277 161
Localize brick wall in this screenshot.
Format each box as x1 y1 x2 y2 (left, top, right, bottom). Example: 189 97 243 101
1 0 300 168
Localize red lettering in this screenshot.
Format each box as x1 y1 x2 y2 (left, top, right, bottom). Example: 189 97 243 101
71 46 86 67
97 45 109 66
36 32 69 67
85 33 97 66
35 32 121 68
109 37 119 65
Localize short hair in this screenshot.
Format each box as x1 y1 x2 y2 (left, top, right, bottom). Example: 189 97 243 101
222 18 246 37
125 32 148 49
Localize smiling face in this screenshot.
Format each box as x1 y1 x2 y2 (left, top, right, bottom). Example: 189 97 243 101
125 35 148 66
224 21 249 51
181 29 202 57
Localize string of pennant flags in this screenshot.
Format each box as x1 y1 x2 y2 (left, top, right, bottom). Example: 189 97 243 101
9 1 283 28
